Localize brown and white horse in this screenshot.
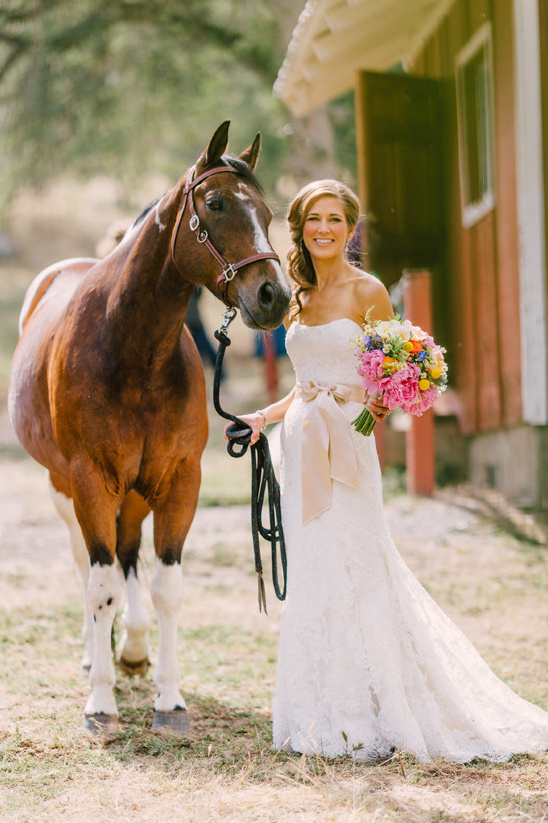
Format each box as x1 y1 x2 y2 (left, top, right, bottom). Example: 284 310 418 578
8 122 291 733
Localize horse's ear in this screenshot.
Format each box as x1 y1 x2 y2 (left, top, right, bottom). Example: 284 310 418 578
195 121 230 173
239 132 262 171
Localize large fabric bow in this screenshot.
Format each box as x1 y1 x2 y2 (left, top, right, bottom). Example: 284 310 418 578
296 380 362 524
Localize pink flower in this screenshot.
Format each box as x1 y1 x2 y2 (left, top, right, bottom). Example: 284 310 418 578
379 363 421 411
358 350 386 391
407 384 439 415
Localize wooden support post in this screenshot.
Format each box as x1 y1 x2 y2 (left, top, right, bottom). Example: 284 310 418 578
402 270 435 496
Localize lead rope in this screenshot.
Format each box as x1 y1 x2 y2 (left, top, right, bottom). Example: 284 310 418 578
212 307 287 613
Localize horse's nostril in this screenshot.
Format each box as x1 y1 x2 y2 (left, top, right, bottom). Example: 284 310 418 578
258 280 276 309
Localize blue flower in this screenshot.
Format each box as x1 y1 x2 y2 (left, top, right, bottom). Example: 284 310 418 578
365 333 381 350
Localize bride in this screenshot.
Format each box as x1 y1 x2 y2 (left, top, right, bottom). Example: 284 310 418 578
233 179 548 762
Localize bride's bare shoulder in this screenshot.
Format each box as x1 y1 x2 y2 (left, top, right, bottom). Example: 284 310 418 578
352 271 393 322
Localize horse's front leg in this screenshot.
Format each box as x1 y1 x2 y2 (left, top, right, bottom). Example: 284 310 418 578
150 556 188 732
85 562 122 731
150 456 202 734
72 469 122 731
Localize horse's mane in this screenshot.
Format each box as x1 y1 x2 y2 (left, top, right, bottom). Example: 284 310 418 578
223 155 264 196
132 199 161 229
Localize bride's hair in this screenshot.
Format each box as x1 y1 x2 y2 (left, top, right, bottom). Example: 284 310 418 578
286 180 361 316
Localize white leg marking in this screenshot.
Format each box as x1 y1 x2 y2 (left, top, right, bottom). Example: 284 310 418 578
150 558 186 712
85 564 121 717
49 482 93 672
119 567 151 665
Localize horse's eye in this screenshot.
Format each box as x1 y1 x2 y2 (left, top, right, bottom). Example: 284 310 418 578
206 196 226 213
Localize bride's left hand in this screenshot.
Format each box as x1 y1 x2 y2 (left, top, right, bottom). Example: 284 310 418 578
364 391 390 422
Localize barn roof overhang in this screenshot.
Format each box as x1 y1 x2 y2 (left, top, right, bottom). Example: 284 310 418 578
274 0 457 116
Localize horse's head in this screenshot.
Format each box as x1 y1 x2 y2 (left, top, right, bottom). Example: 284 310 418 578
171 122 291 330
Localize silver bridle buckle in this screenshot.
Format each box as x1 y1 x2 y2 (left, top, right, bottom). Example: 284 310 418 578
222 264 237 282
189 214 200 232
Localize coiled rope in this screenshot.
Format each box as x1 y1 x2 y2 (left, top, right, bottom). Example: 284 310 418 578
212 308 287 613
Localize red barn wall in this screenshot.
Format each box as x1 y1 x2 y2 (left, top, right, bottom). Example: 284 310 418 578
411 0 521 435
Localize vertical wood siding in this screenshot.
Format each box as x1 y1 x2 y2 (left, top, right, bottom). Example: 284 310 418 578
492 1 522 426
412 0 521 434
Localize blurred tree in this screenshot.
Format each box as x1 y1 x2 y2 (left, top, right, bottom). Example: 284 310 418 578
0 0 300 210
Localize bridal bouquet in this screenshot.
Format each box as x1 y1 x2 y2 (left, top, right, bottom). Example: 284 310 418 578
352 312 448 436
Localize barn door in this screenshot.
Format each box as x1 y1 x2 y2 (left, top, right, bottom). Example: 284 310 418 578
356 71 445 289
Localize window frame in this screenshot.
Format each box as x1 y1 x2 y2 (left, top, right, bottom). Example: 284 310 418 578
455 22 496 228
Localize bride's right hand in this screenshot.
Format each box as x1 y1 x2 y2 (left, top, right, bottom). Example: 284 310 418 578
223 412 265 445
364 391 390 423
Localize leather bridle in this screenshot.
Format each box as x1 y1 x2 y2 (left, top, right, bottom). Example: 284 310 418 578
169 164 280 300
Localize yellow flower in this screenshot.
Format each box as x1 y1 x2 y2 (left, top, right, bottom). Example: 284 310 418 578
430 368 441 379
402 341 414 352
419 379 430 391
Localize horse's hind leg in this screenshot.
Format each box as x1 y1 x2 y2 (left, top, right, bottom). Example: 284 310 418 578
116 491 151 677
49 477 93 676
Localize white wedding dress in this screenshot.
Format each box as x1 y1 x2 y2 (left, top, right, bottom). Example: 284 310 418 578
272 318 548 762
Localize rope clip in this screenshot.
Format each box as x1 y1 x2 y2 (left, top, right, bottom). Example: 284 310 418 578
220 306 237 333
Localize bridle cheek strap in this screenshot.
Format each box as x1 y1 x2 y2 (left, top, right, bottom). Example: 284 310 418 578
169 165 281 302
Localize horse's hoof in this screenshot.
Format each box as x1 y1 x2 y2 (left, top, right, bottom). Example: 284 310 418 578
151 708 190 735
84 713 118 734
118 656 149 677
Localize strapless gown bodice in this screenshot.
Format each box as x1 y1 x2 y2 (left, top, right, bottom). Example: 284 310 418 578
285 317 363 388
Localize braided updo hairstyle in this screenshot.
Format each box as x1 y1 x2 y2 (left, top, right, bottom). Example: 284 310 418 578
286 179 361 316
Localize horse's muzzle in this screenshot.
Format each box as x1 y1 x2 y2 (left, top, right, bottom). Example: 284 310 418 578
237 276 291 330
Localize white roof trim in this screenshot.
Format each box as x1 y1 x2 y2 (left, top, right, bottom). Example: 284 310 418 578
275 0 457 116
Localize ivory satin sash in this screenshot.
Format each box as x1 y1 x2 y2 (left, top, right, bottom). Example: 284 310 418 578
296 380 363 524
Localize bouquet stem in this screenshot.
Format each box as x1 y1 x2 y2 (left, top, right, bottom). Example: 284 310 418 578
351 408 377 436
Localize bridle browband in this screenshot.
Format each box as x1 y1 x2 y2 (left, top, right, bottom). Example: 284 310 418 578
169 164 280 300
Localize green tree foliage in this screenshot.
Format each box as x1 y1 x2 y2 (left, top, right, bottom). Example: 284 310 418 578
0 0 293 207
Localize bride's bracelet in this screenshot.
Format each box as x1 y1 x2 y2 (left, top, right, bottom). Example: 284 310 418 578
255 409 269 431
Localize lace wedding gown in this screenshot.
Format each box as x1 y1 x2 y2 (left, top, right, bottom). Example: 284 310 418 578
272 318 548 762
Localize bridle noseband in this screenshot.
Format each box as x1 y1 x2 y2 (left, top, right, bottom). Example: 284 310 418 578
169 164 281 300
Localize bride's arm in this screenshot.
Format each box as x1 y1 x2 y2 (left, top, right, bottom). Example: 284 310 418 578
225 387 296 445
